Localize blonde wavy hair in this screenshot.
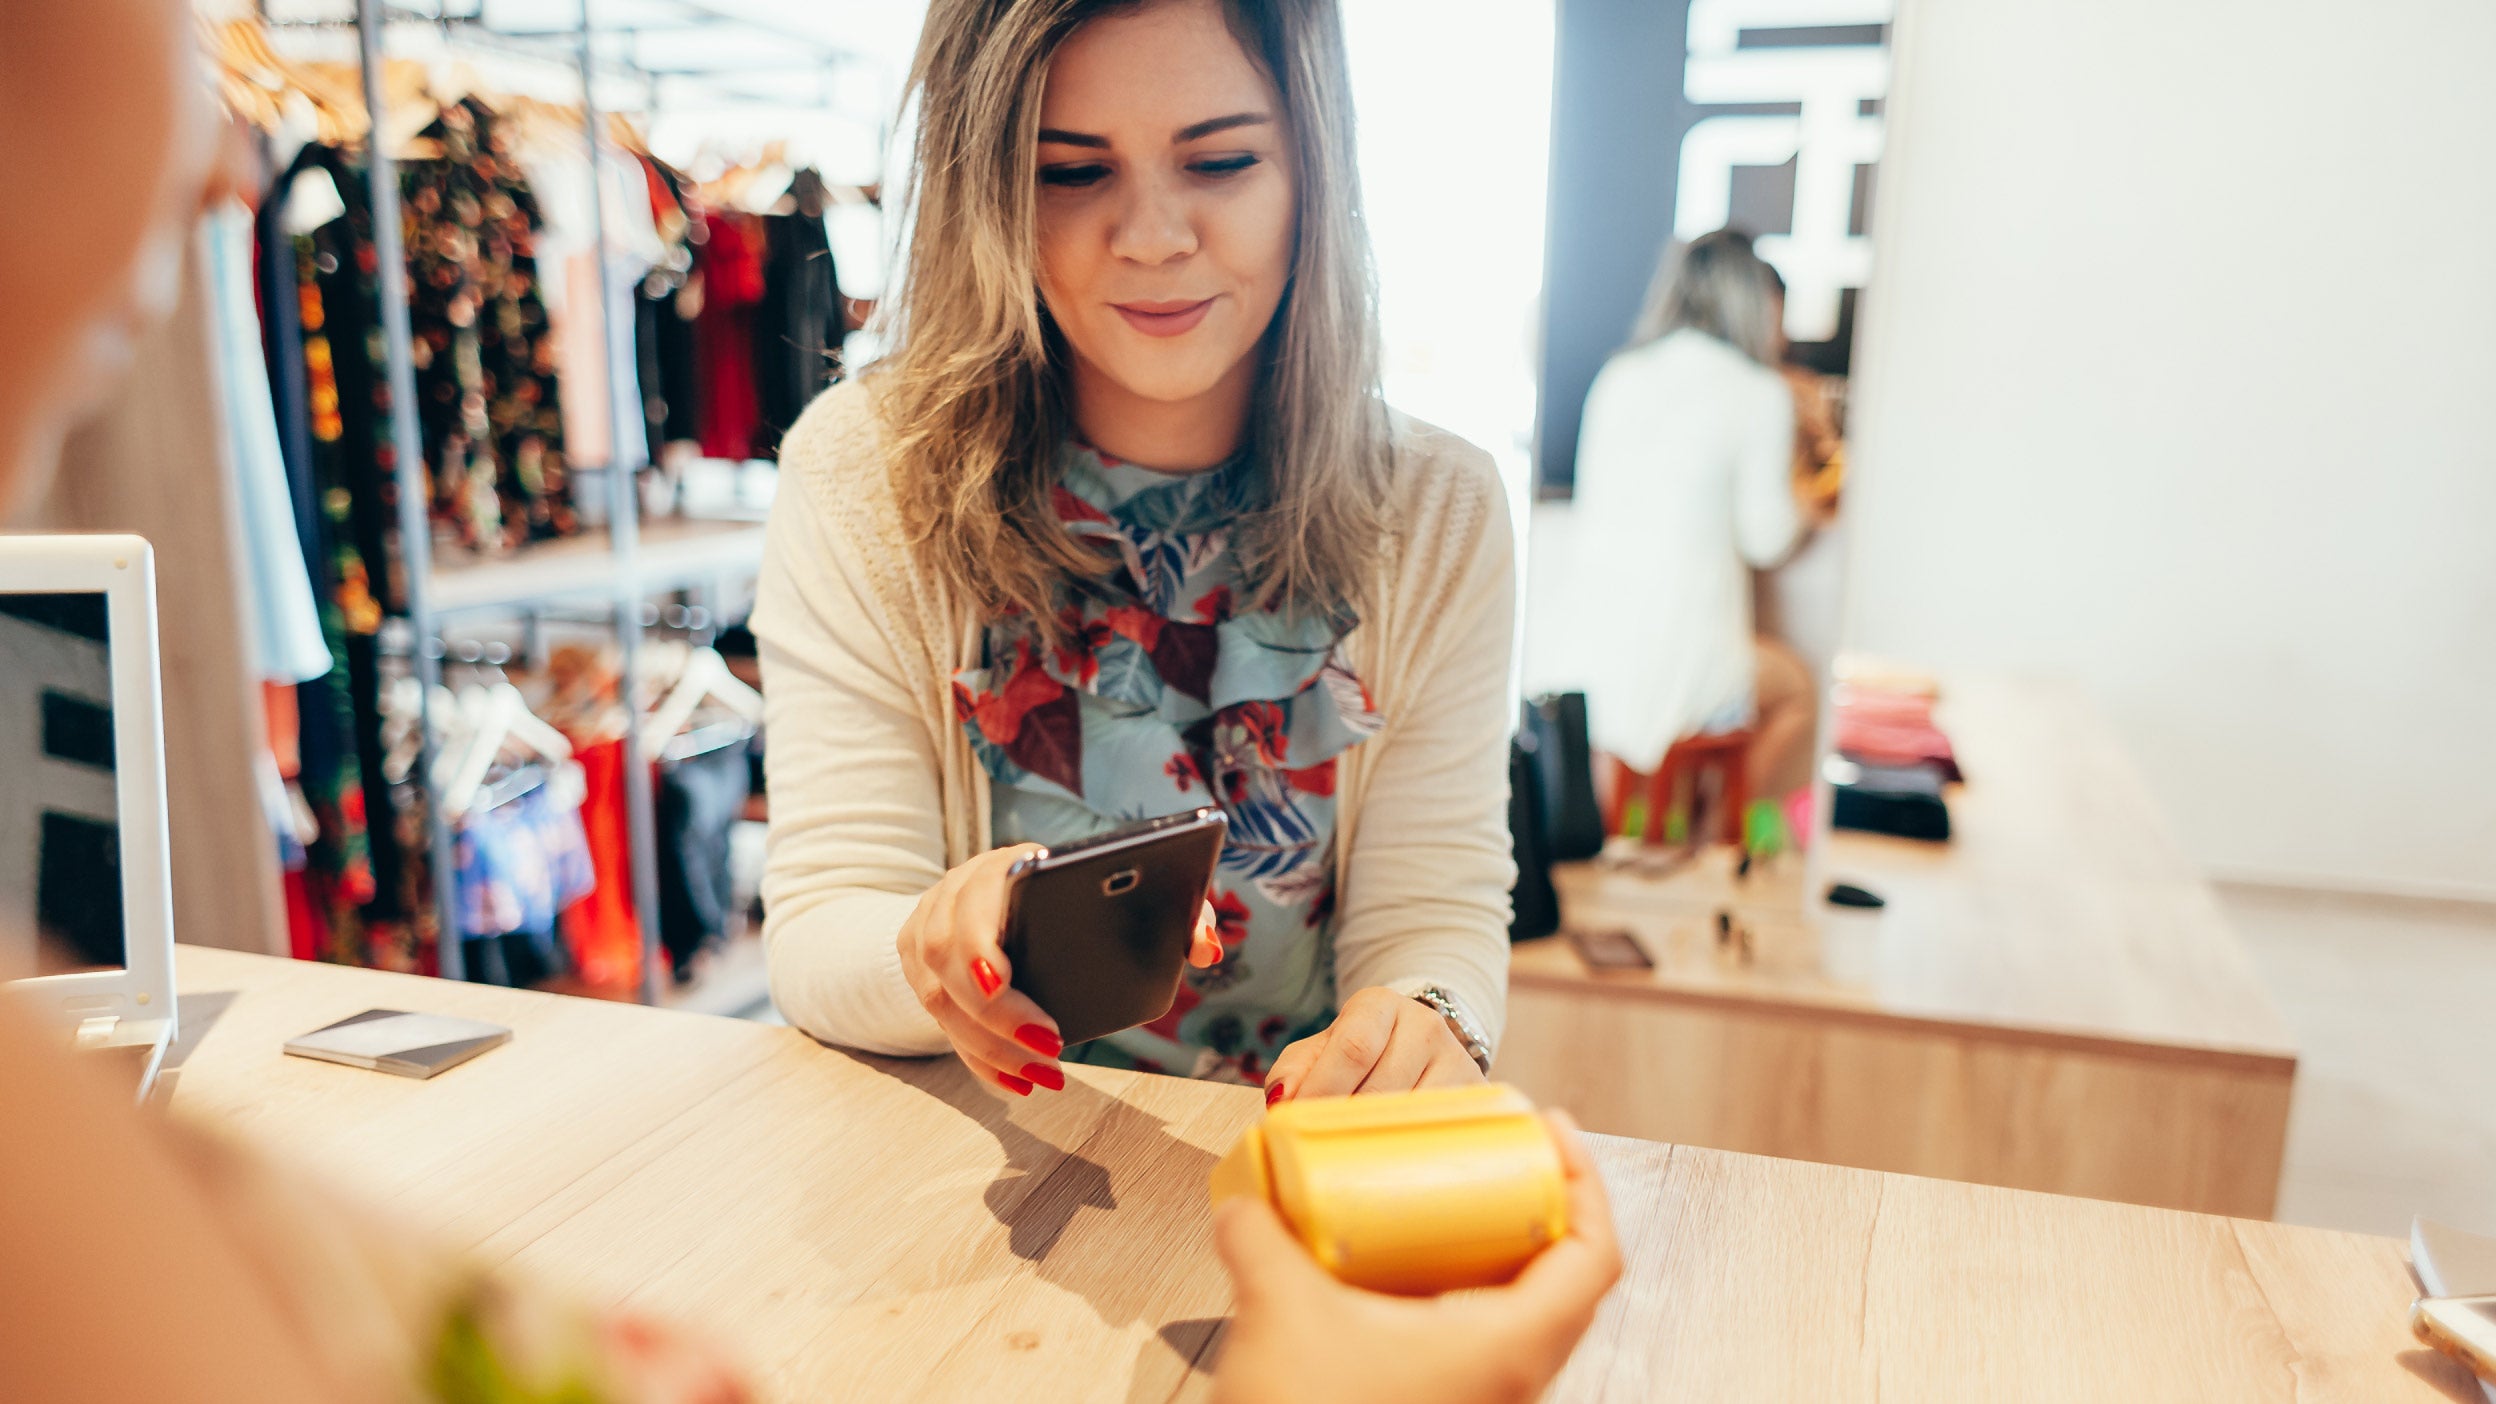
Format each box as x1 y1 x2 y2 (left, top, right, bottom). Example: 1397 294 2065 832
872 0 1390 638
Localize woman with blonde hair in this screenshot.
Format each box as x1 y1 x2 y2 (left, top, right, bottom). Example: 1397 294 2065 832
757 0 1517 1104
0 3 1623 1400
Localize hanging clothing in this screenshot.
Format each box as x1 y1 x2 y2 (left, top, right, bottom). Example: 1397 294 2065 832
523 139 657 473
399 97 576 549
654 740 751 982
453 781 595 988
256 160 352 912
634 155 702 457
751 203 842 458
267 142 434 973
692 209 766 462
956 444 1383 1083
203 198 333 686
253 169 322 583
558 736 643 989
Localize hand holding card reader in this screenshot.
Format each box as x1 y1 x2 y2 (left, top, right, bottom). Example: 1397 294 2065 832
1210 1084 1569 1295
1000 809 1226 1045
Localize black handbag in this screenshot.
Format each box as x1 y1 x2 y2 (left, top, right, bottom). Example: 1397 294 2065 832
1507 730 1563 942
1524 693 1606 862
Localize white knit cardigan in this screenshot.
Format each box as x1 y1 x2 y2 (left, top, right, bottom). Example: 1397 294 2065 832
751 380 1517 1060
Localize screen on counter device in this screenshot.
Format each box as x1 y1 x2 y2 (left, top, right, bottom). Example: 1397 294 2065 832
0 535 175 1031
0 590 125 975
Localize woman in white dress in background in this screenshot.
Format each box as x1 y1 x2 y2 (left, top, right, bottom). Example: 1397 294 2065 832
1527 229 1818 831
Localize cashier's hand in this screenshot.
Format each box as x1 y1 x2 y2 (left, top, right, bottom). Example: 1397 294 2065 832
1211 1110 1622 1404
1263 986 1484 1103
899 844 1224 1097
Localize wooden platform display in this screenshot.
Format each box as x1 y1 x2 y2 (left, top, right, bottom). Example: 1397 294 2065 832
166 947 2454 1402
1496 675 2300 1218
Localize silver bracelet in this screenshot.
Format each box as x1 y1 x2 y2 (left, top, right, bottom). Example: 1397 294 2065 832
1411 985 1492 1074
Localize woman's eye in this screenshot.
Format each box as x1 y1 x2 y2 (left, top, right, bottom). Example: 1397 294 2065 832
1189 153 1260 178
1040 164 1111 188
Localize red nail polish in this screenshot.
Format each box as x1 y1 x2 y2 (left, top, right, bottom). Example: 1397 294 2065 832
1024 1063 1065 1092
1016 1024 1063 1058
1265 1082 1285 1107
972 958 1002 997
996 1071 1032 1096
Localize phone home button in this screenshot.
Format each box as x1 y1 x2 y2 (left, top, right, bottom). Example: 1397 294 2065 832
1102 869 1140 897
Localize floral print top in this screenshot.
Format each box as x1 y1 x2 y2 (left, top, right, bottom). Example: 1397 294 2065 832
401 98 575 551
953 443 1382 1083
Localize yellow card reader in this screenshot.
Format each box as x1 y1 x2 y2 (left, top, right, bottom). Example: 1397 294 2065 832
1209 1083 1567 1295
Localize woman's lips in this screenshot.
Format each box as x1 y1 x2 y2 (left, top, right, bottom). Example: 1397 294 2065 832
1112 297 1215 337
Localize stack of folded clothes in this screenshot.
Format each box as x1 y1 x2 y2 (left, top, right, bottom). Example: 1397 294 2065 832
1827 661 1957 842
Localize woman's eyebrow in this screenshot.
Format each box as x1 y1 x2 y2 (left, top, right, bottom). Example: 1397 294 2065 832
1034 113 1272 149
1174 112 1269 142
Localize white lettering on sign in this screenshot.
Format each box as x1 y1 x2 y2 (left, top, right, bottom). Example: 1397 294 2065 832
1675 0 1893 342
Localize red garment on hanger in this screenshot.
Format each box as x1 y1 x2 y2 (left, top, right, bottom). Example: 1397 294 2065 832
694 210 766 461
560 737 644 989
282 867 322 963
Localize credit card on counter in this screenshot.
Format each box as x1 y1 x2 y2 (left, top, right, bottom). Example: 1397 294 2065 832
284 1009 511 1079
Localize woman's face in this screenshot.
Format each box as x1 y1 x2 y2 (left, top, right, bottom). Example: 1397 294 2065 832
1034 0 1296 427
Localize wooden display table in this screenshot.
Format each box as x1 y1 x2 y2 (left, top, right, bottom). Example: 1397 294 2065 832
165 947 2458 1402
1497 676 2300 1218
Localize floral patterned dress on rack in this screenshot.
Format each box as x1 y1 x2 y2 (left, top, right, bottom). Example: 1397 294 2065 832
954 443 1382 1083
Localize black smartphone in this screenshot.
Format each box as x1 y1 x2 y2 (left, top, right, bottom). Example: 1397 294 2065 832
999 808 1229 1045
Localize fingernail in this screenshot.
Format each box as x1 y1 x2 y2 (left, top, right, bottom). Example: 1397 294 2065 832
1015 1024 1063 1057
1023 1063 1065 1091
1265 1082 1285 1107
973 958 1002 997
996 1070 1032 1096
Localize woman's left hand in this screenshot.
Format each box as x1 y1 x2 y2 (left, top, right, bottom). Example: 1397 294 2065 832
1263 987 1484 1103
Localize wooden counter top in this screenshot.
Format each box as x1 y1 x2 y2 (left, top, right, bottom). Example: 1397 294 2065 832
1520 675 2297 1069
167 947 2463 1402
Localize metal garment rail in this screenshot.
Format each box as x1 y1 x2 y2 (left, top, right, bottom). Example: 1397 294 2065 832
573 4 667 1007
338 0 806 998
353 0 467 980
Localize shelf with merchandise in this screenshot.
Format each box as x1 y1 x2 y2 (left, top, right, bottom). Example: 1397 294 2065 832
427 514 767 618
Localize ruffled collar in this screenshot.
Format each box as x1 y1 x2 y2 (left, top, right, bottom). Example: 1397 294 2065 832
952 440 1380 811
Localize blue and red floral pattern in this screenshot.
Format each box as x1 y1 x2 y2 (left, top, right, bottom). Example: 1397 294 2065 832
956 443 1381 1082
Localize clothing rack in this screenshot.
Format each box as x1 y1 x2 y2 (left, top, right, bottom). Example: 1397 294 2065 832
312 0 829 1003
265 0 861 113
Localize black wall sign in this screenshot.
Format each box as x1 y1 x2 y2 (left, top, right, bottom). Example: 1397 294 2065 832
1536 0 1892 494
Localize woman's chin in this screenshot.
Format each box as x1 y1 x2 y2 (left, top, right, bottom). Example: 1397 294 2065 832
1087 356 1247 409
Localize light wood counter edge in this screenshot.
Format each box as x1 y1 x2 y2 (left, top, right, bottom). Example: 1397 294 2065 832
1506 940 2301 1078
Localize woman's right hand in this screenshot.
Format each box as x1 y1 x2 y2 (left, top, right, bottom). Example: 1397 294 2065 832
896 845 1225 1097
897 844 1067 1097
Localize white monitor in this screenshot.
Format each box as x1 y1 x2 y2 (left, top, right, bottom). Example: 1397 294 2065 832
0 534 177 1094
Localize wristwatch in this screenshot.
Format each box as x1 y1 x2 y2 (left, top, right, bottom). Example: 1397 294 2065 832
1409 985 1493 1075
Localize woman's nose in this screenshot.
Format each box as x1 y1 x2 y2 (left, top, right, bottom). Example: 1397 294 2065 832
1107 174 1198 266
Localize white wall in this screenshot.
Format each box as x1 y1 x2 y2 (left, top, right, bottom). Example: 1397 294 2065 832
1844 0 2496 898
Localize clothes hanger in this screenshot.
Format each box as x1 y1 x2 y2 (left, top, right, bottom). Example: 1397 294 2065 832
637 646 763 762
206 18 365 147
439 679 582 817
